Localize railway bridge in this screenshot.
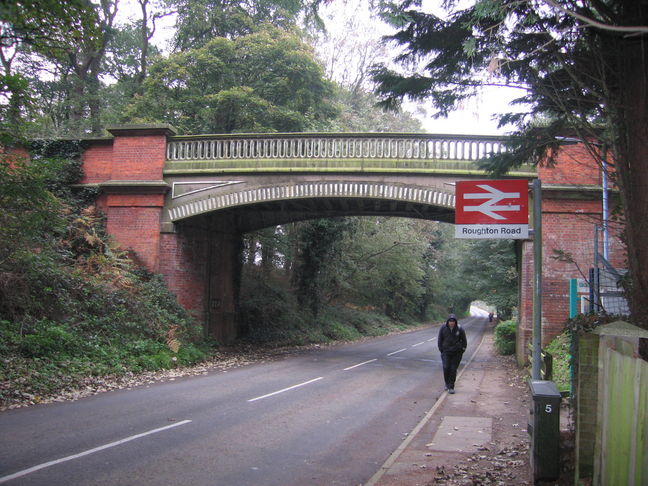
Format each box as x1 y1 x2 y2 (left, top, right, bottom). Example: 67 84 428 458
80 124 624 354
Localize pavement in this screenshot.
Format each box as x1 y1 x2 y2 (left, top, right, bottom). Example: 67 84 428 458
366 323 535 486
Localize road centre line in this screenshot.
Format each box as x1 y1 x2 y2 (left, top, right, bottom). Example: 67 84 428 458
412 341 425 347
427 338 437 342
0 420 192 484
387 348 407 356
343 359 377 371
248 377 323 402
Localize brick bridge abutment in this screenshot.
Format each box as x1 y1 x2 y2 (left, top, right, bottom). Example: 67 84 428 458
79 125 625 361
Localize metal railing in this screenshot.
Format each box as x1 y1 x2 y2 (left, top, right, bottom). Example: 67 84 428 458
166 133 509 162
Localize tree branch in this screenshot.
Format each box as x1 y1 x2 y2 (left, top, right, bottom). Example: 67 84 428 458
536 0 648 35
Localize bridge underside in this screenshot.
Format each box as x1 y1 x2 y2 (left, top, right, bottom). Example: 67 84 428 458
162 176 462 233
179 196 456 233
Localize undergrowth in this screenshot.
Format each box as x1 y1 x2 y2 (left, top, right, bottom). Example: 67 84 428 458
0 145 207 408
237 267 423 346
494 319 517 355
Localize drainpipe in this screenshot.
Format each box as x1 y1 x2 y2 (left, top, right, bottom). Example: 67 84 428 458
532 179 542 381
601 145 609 261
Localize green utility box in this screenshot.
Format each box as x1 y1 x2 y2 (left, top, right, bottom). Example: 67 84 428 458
527 380 562 482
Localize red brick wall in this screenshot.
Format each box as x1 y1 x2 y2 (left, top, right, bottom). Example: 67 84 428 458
159 228 211 324
106 194 165 207
80 140 113 184
541 200 601 341
106 206 163 272
539 144 602 185
1 146 31 166
517 181 626 355
80 128 170 273
111 134 167 181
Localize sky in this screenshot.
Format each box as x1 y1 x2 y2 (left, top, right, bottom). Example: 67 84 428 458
116 0 524 136
315 0 525 135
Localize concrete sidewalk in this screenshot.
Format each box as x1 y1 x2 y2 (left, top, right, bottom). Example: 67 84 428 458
367 325 533 486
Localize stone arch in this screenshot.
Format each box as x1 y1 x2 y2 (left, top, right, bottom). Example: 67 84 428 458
167 180 456 222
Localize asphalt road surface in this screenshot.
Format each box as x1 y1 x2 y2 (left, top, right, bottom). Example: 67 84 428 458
0 312 487 486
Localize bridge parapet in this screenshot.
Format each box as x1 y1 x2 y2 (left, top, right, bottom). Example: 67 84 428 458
165 132 534 174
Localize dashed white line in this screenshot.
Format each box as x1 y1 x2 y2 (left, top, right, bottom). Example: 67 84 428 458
427 338 437 342
248 377 323 402
0 420 192 484
387 348 407 356
412 341 425 347
343 359 377 371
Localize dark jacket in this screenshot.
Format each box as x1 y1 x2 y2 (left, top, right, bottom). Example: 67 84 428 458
438 320 467 354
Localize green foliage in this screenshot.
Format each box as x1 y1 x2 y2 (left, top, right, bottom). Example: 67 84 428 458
0 146 210 408
0 155 64 268
372 0 648 332
544 332 571 393
238 252 419 346
321 318 362 342
292 218 356 315
564 312 623 336
494 319 517 355
169 0 317 50
432 225 518 318
461 239 518 319
327 218 433 319
322 89 423 133
126 27 337 134
0 0 100 52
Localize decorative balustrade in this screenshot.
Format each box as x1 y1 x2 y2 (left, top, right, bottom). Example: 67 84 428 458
166 133 509 162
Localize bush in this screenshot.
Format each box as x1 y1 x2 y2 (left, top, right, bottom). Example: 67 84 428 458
544 332 571 393
322 319 362 341
494 319 517 355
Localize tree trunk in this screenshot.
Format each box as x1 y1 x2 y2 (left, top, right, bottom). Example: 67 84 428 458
615 0 648 357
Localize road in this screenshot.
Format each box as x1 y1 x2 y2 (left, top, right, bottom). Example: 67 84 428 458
0 313 487 486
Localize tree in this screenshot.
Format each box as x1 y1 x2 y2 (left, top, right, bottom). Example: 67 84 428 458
0 153 63 268
323 88 423 132
373 0 648 342
0 0 100 137
102 1 166 96
126 27 337 133
462 239 518 319
312 217 435 319
168 0 320 50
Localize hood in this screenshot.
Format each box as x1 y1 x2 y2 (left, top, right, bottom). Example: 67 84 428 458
445 314 458 326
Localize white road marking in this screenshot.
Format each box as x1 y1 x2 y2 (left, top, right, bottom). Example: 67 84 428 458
387 348 407 356
343 359 377 371
412 342 425 347
0 420 192 484
247 377 323 402
427 338 437 342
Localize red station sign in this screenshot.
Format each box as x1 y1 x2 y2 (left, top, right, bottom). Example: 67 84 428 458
455 180 529 239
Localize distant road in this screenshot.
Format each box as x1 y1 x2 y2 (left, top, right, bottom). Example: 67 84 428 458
0 315 487 486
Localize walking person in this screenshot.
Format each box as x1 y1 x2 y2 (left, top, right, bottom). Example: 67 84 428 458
438 314 467 394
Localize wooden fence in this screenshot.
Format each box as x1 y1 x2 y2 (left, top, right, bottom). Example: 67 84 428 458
575 321 648 485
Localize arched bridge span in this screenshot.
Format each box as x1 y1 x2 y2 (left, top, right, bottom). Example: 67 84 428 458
80 125 623 354
160 132 533 231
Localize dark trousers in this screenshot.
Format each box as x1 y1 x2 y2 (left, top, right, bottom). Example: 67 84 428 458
441 352 463 389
